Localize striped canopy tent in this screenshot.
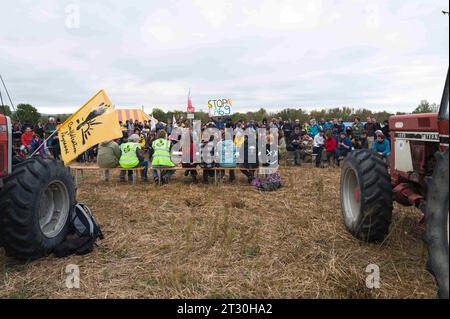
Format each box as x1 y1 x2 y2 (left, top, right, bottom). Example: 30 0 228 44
116 108 152 123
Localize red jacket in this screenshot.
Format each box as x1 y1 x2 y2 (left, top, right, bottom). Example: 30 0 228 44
21 131 34 146
324 137 337 152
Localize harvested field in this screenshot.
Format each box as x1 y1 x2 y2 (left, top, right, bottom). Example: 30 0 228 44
0 165 437 299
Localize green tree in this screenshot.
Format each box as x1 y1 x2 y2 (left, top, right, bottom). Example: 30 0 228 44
13 104 41 125
413 100 438 114
151 108 166 122
0 105 12 116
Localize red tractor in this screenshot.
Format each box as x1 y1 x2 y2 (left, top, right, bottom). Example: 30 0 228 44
340 69 449 298
0 114 75 260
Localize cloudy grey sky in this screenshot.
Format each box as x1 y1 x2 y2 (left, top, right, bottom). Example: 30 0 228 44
0 0 448 115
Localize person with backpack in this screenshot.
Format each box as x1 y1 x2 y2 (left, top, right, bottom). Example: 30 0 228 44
149 130 175 184
119 134 149 182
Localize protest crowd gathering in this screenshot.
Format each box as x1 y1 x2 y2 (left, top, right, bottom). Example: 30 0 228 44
12 112 391 190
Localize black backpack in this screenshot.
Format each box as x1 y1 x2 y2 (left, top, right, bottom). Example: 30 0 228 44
53 203 104 258
71 203 104 239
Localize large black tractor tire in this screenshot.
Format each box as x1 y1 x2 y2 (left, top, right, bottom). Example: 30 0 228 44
425 149 449 299
340 149 393 242
0 158 75 260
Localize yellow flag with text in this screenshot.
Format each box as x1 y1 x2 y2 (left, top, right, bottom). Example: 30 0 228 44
58 90 123 164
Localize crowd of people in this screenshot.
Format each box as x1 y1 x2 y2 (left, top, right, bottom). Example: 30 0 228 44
12 117 61 161
12 114 391 187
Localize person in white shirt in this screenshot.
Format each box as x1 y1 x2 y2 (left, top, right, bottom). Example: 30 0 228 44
312 129 325 167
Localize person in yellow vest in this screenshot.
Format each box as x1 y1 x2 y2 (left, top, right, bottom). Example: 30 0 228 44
119 134 149 182
149 130 175 184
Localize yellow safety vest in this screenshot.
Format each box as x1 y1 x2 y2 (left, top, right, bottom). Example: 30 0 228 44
152 138 174 167
119 142 140 168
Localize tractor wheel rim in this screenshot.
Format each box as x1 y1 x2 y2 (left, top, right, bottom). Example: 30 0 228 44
343 167 361 224
39 180 70 238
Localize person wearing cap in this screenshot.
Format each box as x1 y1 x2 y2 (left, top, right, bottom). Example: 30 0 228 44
373 130 390 163
119 133 149 182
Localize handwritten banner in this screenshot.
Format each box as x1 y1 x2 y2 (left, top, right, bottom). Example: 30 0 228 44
207 98 233 117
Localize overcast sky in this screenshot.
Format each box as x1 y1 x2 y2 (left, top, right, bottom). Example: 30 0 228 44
0 0 448 115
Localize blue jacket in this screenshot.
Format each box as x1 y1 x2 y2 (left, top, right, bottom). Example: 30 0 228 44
218 139 237 167
373 138 390 156
308 124 321 138
337 137 352 151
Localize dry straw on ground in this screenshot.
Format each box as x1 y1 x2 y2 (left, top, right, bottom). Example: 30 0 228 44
0 165 436 299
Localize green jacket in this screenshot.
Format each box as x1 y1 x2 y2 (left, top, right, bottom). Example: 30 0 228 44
97 141 121 168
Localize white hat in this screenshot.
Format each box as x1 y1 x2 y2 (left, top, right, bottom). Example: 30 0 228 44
375 130 384 136
128 134 140 142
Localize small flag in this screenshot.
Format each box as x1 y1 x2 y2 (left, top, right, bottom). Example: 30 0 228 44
173 114 178 128
187 88 195 113
58 90 123 164
150 116 157 131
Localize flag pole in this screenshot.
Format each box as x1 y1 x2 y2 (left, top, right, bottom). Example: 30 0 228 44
29 128 59 157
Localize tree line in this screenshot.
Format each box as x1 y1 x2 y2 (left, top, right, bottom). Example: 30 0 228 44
0 100 440 126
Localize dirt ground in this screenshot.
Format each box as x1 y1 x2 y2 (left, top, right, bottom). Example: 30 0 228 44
0 165 437 299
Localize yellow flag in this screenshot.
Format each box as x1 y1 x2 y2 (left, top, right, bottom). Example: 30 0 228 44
58 90 123 164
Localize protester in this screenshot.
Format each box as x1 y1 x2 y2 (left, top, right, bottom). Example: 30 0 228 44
382 120 391 141
149 130 174 184
217 131 237 182
21 126 34 147
335 131 352 166
30 134 44 155
34 121 44 138
355 130 369 149
308 119 321 138
351 116 363 141
373 130 391 164
200 134 217 184
181 130 198 183
97 140 121 181
119 134 149 182
240 134 258 183
287 126 304 166
364 117 376 149
322 130 337 167
312 129 325 167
